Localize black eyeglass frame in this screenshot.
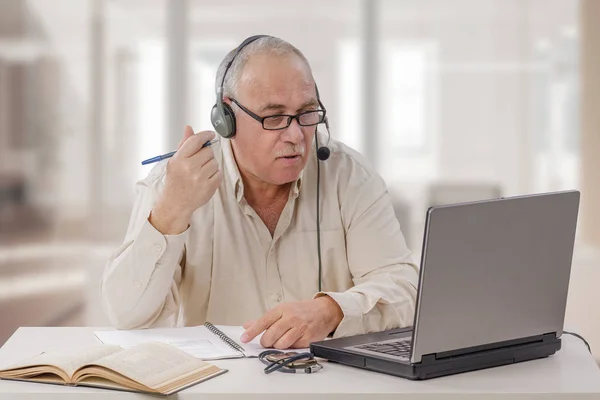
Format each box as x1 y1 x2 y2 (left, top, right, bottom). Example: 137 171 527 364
230 98 327 131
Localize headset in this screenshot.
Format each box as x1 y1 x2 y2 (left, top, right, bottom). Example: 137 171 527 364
211 35 331 292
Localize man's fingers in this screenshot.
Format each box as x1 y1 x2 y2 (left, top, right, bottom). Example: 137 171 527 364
177 125 195 149
290 335 311 349
260 319 294 349
187 148 217 171
241 308 282 343
207 169 222 186
242 320 255 330
272 327 304 350
177 130 216 158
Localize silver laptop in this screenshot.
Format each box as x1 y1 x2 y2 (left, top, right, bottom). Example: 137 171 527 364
310 190 580 379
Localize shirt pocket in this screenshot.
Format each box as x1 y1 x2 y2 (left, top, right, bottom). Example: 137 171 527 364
277 229 353 300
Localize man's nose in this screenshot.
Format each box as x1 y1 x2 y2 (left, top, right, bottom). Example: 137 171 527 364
281 118 304 144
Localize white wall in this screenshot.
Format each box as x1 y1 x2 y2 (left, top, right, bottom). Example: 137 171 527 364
24 0 92 220
18 0 579 221
379 0 577 198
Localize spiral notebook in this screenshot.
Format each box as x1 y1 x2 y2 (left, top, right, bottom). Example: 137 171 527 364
94 323 269 360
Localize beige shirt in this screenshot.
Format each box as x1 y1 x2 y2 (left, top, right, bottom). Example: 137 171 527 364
100 133 419 338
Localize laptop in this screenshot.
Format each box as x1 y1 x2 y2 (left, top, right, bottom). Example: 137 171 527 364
310 190 580 380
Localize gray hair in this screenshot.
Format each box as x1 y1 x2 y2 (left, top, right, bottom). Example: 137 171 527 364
215 36 313 98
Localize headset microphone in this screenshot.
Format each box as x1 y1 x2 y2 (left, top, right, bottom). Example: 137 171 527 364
314 114 332 293
316 117 331 161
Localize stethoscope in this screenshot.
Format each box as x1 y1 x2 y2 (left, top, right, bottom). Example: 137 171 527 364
258 350 323 374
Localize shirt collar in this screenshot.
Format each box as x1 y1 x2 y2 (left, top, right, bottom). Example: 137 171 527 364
221 138 304 203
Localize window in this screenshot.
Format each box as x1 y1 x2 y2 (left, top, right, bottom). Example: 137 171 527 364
189 41 238 132
384 43 434 153
532 32 579 192
338 40 438 181
337 41 364 154
137 40 165 180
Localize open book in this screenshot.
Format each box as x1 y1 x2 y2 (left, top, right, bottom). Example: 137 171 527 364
95 322 300 360
0 341 226 395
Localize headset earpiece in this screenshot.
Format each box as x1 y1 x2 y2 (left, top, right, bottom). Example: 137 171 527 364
212 35 267 139
211 101 236 139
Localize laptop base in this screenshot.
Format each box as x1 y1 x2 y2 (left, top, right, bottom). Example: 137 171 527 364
310 331 561 380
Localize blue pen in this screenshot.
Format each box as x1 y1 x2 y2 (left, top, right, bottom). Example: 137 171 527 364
141 139 218 165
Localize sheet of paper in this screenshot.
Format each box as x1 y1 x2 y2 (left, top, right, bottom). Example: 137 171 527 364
94 326 241 360
95 325 311 360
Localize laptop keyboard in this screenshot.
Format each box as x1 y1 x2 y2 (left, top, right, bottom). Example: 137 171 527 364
354 339 412 358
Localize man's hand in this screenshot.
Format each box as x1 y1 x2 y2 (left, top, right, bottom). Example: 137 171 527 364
241 296 344 349
150 126 222 235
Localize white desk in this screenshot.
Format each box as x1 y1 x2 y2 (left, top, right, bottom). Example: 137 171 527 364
0 327 599 399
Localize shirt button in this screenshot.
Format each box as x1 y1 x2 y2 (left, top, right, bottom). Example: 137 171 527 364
276 294 282 302
155 244 162 252
134 281 142 288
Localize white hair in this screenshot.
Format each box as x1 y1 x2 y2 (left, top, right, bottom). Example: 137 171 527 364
215 36 313 98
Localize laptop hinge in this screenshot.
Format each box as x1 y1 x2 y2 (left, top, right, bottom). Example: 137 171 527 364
424 332 557 361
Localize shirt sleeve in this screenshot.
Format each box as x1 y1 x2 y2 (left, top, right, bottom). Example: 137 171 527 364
100 163 189 329
315 160 419 338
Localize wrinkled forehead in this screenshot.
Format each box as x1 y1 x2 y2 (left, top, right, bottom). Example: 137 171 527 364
237 53 317 104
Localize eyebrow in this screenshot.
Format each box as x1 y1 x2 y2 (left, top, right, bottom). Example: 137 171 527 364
296 99 320 112
259 103 286 113
259 99 320 114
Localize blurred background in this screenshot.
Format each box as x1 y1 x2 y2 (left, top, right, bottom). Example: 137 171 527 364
0 0 599 362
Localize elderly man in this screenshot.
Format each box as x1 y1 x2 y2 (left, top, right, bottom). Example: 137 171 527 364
101 35 418 350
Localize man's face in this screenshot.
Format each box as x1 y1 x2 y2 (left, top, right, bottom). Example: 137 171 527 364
227 53 318 187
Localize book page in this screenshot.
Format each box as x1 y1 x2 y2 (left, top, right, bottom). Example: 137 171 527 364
88 342 216 389
0 345 122 381
74 376 136 392
95 326 241 359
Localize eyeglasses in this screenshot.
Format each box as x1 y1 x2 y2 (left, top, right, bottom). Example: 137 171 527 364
230 98 326 130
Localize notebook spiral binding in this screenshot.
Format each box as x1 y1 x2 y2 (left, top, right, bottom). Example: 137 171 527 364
204 322 246 354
